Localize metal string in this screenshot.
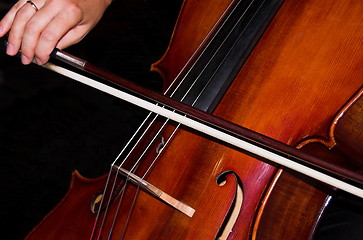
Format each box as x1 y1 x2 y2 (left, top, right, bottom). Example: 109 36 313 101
94 0 256 238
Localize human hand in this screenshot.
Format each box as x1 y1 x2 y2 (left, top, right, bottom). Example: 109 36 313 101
0 0 111 65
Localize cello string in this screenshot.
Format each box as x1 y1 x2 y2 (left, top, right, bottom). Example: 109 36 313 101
92 113 164 239
111 112 156 165
164 0 258 99
160 0 238 96
111 0 241 166
114 0 250 184
142 122 181 178
90 112 157 239
132 0 258 184
119 188 142 239
103 118 175 238
104 0 261 236
113 0 242 170
114 122 181 238
89 166 113 240
99 0 256 236
187 0 266 108
106 118 172 237
94 0 258 236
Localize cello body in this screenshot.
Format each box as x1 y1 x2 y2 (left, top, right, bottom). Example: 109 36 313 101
26 0 363 239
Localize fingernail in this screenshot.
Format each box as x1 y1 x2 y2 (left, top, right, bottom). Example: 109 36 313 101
6 42 15 55
21 54 31 65
35 57 44 65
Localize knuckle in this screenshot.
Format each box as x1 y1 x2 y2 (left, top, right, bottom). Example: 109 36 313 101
66 3 82 20
16 7 28 17
40 29 58 42
24 20 39 34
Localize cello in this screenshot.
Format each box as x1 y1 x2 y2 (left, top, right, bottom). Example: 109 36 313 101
2 0 363 239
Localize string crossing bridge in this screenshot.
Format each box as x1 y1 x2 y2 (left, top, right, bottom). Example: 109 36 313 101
112 165 195 217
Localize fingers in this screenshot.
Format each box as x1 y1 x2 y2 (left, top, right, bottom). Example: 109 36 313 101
23 4 83 64
1 0 84 65
10 1 50 64
0 0 47 63
2 0 41 58
19 10 54 64
1 0 110 65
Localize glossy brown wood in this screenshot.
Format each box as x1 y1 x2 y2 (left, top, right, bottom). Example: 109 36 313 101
151 0 237 88
26 172 104 239
253 170 331 240
219 0 363 238
25 0 363 239
335 91 363 165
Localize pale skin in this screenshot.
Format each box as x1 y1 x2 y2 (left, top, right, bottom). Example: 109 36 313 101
0 0 111 65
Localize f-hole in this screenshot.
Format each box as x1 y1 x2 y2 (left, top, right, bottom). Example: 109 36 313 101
216 171 244 240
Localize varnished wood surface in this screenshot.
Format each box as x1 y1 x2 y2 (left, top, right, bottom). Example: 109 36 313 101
216 0 362 238
335 92 363 165
154 0 363 238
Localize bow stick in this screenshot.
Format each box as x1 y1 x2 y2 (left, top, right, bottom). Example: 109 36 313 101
1 38 363 198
